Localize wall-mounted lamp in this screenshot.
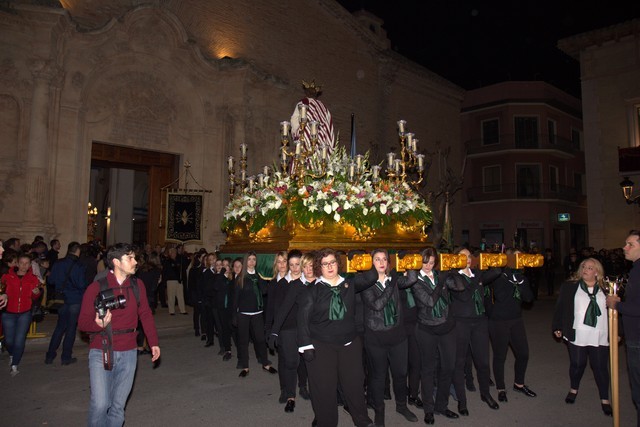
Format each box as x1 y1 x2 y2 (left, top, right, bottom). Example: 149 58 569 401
620 176 640 204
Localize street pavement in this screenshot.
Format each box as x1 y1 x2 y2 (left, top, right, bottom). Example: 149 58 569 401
1 295 636 427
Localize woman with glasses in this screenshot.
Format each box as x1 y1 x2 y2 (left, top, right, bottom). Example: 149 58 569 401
297 248 376 427
233 251 277 377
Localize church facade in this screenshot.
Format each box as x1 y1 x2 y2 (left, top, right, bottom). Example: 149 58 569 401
0 1 464 249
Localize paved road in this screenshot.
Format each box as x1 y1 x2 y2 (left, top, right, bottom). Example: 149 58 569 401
2 296 635 427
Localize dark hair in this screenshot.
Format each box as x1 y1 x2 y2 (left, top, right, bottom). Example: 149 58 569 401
67 241 81 256
629 230 640 239
106 243 135 270
421 247 439 269
288 249 303 261
236 251 257 288
50 239 60 247
370 248 390 276
313 248 341 278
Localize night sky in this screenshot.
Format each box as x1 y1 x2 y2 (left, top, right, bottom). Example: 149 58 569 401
337 1 640 98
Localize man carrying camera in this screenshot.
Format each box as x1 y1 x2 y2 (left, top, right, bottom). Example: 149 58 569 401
78 243 160 427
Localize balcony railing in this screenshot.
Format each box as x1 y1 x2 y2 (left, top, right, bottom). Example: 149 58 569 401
466 133 580 155
466 182 584 203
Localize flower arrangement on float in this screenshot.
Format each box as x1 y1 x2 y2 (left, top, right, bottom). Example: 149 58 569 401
221 146 432 236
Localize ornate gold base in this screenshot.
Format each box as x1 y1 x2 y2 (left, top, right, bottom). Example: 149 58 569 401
220 217 430 253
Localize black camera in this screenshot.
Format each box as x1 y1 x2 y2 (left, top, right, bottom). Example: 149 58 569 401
94 289 126 319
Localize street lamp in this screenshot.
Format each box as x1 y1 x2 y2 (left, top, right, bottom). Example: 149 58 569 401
620 176 640 204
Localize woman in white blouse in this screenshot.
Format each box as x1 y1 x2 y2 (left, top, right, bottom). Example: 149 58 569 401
552 257 611 416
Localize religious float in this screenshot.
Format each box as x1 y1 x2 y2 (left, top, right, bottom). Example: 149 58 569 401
219 81 431 255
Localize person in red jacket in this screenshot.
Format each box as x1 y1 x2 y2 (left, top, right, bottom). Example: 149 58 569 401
78 243 160 427
1 252 42 376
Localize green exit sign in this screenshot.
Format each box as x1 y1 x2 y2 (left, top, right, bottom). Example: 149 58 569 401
558 213 571 222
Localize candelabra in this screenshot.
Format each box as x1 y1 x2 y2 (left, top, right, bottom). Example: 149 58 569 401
227 143 248 200
87 202 98 240
279 104 330 184
385 120 425 186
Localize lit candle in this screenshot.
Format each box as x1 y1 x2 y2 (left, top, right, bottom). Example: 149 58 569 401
263 166 270 176
280 121 290 136
240 143 247 157
397 120 406 134
394 158 401 173
356 154 363 170
348 162 355 181
372 165 380 180
387 152 395 170
321 146 328 161
406 133 414 147
295 141 301 155
228 156 234 170
309 120 319 136
411 138 418 152
248 176 255 191
416 154 425 171
298 104 307 121
257 173 264 187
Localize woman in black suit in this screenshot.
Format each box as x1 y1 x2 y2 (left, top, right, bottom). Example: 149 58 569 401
297 248 375 427
233 251 277 377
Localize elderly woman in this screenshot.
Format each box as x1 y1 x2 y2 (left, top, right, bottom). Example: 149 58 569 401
552 257 611 416
297 248 375 427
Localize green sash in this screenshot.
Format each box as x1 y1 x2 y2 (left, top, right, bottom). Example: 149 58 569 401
580 280 601 327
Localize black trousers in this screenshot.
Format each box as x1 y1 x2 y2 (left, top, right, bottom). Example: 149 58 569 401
298 357 308 388
488 317 529 389
221 307 236 352
306 337 372 427
193 301 204 334
237 313 270 369
203 299 216 344
452 318 491 404
567 342 610 399
277 329 300 398
406 328 421 399
365 337 409 417
416 326 457 413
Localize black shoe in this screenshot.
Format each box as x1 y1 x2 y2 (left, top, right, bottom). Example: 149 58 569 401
435 409 459 419
169 313 175 316
239 369 249 378
498 391 508 402
602 403 612 416
513 384 537 397
284 399 295 413
408 396 423 408
200 334 207 341
61 357 77 366
466 382 476 392
481 394 500 410
396 405 418 422
44 358 53 365
565 391 577 404
204 342 213 347
299 386 311 400
263 365 277 374
223 352 232 361
458 402 469 416
424 413 434 425
181 312 189 315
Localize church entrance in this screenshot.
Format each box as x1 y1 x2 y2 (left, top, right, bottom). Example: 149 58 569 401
89 142 178 246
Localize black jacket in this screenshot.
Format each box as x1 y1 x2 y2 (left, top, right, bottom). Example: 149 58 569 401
484 268 534 321
410 270 464 334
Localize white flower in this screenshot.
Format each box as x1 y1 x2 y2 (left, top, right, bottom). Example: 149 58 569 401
380 204 387 215
343 201 352 210
309 205 317 212
333 212 340 222
324 204 332 214
331 201 339 211
363 207 369 216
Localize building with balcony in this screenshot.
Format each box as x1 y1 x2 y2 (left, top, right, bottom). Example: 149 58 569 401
460 81 586 258
559 19 640 249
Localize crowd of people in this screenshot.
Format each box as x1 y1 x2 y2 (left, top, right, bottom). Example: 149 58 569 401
0 235 638 426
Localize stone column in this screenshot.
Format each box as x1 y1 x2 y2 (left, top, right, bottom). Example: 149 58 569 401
19 60 59 239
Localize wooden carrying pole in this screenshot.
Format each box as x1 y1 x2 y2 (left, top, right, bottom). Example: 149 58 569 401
609 286 620 427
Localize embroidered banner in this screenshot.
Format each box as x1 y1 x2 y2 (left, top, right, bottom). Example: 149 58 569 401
166 192 202 243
